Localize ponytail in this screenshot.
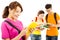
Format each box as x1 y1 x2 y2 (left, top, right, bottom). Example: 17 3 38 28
2 6 9 18
2 1 23 18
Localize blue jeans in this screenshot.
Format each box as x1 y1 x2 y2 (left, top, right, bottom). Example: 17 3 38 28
31 34 41 40
46 35 58 40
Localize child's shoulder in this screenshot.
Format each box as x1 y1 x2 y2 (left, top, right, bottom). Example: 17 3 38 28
28 22 38 28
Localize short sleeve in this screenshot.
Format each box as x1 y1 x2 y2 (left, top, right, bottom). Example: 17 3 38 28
1 22 10 39
56 13 60 21
26 22 38 38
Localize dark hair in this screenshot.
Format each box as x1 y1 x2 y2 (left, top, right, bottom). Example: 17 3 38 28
2 1 23 18
37 10 44 16
45 4 52 9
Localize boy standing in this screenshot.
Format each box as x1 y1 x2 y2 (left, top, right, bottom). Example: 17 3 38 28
45 4 60 40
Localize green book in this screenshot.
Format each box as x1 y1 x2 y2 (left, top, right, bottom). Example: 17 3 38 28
43 25 48 28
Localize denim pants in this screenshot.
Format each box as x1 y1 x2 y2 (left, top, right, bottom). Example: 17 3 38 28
31 34 41 40
46 35 58 40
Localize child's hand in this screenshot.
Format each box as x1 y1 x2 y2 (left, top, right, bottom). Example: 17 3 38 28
40 28 45 30
36 26 40 30
20 27 27 36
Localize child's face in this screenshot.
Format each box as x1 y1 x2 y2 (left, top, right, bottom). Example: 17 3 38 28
46 8 52 13
38 14 44 19
9 6 21 20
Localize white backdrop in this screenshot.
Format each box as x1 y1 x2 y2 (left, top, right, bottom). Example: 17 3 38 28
0 0 60 40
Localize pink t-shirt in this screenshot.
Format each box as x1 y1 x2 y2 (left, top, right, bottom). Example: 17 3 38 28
1 18 23 40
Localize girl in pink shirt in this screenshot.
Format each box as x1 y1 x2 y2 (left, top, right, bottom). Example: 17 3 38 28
1 1 27 40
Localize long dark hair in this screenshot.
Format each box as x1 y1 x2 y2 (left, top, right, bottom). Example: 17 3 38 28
2 1 23 18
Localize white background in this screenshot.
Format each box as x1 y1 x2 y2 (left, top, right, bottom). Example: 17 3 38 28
0 0 60 40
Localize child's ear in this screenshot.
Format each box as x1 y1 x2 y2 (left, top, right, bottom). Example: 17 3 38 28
9 8 14 12
9 8 11 12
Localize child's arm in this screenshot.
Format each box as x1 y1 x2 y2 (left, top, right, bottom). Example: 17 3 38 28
26 22 38 40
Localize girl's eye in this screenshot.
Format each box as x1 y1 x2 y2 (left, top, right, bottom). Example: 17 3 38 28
16 11 20 13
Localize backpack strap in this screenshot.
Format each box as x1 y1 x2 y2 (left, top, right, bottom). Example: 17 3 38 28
46 13 60 30
54 13 57 24
42 19 44 22
46 13 57 23
46 14 48 22
5 20 26 40
5 20 20 34
54 13 60 30
35 17 37 22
